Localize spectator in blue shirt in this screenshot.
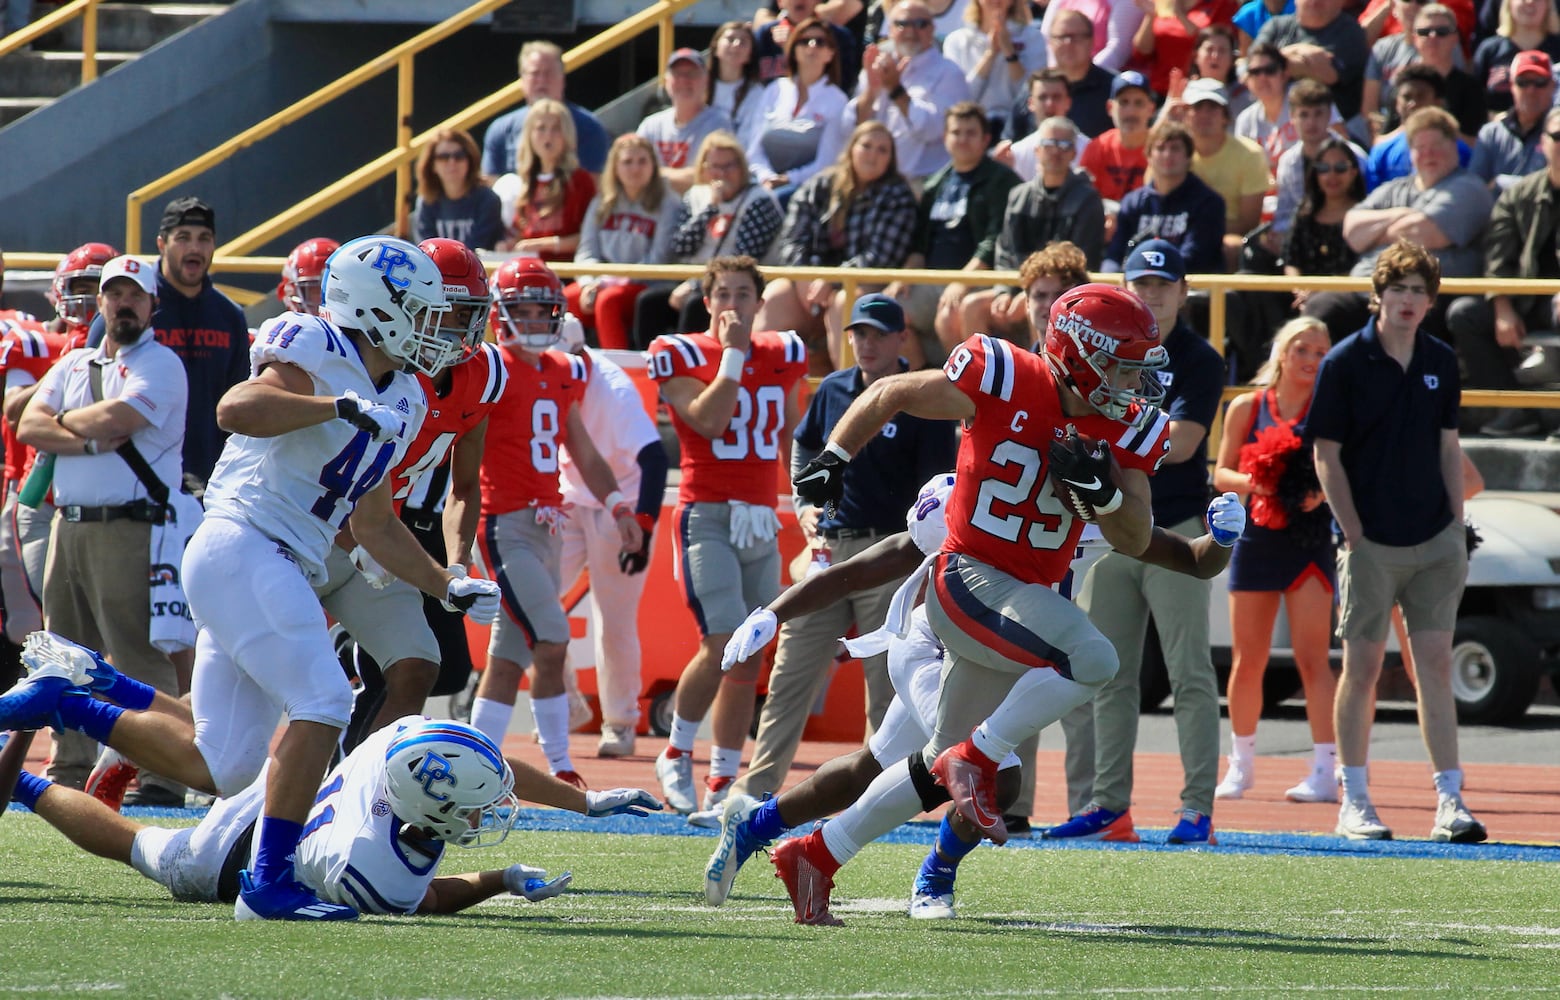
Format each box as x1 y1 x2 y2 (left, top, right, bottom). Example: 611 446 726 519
481 41 611 177
1104 120 1227 274
411 128 504 251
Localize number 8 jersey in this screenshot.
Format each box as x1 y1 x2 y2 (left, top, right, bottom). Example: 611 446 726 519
648 330 807 506
203 312 428 583
942 334 1172 587
479 345 589 514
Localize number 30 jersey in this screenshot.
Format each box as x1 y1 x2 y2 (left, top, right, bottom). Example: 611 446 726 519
203 312 427 583
648 330 807 506
479 346 588 515
941 334 1171 587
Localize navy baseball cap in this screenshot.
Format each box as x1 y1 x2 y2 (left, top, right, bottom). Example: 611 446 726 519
847 293 905 333
1110 70 1154 101
1124 239 1186 282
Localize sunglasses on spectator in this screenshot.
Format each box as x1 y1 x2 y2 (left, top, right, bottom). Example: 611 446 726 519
1039 137 1075 149
433 150 468 162
1515 76 1555 88
1315 160 1355 174
1049 32 1089 42
1246 63 1282 76
893 17 933 29
1546 131 1560 141
798 36 835 48
1415 24 1455 36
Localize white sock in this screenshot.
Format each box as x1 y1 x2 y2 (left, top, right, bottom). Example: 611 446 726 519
470 697 515 747
1432 768 1463 800
668 713 700 754
1312 743 1338 773
1230 733 1257 764
972 668 1096 762
709 744 742 779
1340 764 1370 802
532 693 574 773
820 759 923 866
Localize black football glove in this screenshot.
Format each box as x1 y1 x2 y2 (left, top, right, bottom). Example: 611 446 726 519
619 515 654 575
1048 424 1122 517
792 446 848 516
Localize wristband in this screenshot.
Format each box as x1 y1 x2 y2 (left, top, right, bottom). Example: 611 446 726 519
54 410 68 429
84 439 99 456
1004 53 1019 62
718 347 745 382
611 501 635 521
634 512 656 533
889 83 907 100
603 490 626 512
823 440 851 462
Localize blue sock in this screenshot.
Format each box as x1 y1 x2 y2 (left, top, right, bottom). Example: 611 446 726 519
936 812 981 863
54 695 123 744
916 814 979 893
12 771 51 810
250 816 305 887
96 670 155 711
750 795 787 842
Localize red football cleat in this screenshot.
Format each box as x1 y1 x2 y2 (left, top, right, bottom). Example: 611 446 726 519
772 829 843 927
931 739 1007 845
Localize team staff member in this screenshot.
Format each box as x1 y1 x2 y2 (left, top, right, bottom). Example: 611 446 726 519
16 256 187 793
728 294 956 809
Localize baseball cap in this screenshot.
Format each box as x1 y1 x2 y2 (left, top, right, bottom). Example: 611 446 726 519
159 195 216 236
1110 70 1154 101
667 47 705 70
1511 50 1554 82
1182 77 1228 107
847 293 905 333
1124 240 1186 282
99 255 158 296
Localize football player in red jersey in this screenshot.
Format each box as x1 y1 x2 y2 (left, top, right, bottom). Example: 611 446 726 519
276 238 340 316
0 244 111 679
645 256 807 817
329 238 510 746
775 283 1173 923
468 258 642 788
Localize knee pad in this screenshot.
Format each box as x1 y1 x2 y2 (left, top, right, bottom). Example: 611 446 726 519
907 750 952 812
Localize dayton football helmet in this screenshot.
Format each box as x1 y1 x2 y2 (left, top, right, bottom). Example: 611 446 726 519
52 242 119 326
490 256 565 352
383 719 520 847
1044 283 1168 420
417 237 491 358
321 236 454 376
278 237 340 315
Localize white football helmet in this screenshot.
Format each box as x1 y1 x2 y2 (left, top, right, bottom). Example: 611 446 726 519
321 236 453 376
383 719 520 848
906 472 956 556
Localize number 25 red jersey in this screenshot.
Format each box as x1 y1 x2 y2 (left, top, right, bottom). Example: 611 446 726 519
390 341 508 513
480 346 589 514
648 330 807 506
941 334 1172 587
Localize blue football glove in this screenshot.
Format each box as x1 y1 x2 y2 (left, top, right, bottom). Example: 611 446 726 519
1206 491 1246 547
503 863 573 902
584 787 664 818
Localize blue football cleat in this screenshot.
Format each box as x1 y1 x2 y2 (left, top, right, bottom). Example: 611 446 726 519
1166 809 1217 845
1041 802 1141 842
0 674 80 732
704 793 770 906
234 870 359 922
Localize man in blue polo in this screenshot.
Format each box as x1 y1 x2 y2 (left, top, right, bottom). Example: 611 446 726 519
716 293 958 815
1307 238 1484 844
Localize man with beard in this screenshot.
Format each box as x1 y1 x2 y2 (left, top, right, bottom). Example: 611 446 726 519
14 256 187 792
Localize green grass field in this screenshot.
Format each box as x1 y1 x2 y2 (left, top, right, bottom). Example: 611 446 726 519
2 817 1558 999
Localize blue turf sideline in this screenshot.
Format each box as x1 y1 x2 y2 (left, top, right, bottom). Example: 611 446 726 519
24 803 1551 864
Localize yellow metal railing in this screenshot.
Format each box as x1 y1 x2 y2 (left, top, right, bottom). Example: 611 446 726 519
0 0 101 83
125 0 700 256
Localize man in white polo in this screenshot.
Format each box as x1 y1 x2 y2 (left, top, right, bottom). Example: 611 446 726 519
16 255 188 793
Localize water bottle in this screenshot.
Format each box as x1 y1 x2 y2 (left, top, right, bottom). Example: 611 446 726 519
17 453 55 509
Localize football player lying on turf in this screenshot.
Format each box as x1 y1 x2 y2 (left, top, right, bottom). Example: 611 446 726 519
0 634 661 915
704 473 1244 917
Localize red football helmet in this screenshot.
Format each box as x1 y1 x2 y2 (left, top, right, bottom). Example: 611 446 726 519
278 237 340 315
490 256 565 351
1044 283 1168 420
418 238 491 359
52 242 119 326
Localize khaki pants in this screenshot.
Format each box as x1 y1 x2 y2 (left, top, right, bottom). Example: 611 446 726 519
43 516 181 794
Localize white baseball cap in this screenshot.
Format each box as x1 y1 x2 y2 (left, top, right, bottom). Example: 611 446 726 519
99 255 158 296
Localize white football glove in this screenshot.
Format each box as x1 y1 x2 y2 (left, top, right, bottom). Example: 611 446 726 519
722 607 778 671
348 545 394 589
1206 491 1246 548
444 574 501 624
334 390 402 443
728 501 779 549
584 787 664 818
502 863 573 902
